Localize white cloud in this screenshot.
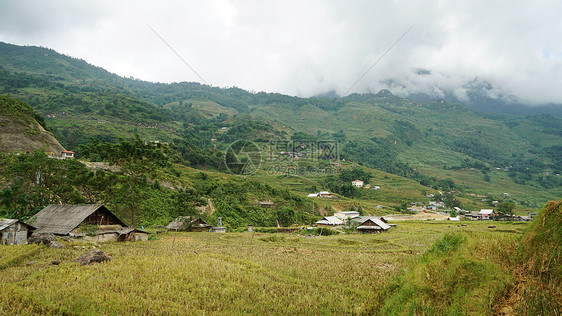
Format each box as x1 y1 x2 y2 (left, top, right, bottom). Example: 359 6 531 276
0 0 561 105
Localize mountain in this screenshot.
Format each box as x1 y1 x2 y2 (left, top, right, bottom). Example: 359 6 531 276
0 41 560 206
0 94 66 155
404 77 562 116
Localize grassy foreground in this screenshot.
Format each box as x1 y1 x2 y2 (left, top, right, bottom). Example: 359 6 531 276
0 221 530 315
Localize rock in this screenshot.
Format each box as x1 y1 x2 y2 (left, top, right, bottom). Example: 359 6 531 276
27 261 39 266
49 241 63 248
28 232 56 245
461 224 467 226
74 249 111 266
51 260 60 265
488 225 496 228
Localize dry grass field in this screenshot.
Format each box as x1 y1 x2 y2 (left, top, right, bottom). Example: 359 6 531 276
0 221 527 315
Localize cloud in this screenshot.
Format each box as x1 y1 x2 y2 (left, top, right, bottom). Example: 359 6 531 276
0 0 561 105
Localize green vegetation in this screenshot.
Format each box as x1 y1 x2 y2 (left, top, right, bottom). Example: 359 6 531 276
1 41 561 209
368 200 562 315
515 200 562 314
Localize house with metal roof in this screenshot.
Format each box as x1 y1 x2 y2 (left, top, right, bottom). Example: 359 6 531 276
315 216 344 227
29 204 148 242
479 209 495 220
0 219 35 245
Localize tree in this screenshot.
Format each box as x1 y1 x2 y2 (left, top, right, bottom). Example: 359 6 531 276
497 202 516 216
82 135 169 226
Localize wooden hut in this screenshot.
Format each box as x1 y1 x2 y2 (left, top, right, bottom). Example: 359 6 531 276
166 216 211 232
356 217 391 234
0 219 35 245
29 204 148 242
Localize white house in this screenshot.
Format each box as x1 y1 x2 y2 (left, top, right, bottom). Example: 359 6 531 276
307 191 334 198
479 209 495 220
62 151 75 159
352 180 364 187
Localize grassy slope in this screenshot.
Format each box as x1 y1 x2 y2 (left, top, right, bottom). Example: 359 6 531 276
250 98 560 208
370 200 562 316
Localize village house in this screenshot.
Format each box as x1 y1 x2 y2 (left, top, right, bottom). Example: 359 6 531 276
428 201 445 208
315 216 344 228
307 191 335 198
466 211 483 220
0 219 35 245
351 179 364 188
29 204 148 242
479 209 495 220
166 216 211 232
355 217 391 234
62 150 75 159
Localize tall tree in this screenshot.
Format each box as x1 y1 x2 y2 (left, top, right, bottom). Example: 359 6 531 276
82 135 169 226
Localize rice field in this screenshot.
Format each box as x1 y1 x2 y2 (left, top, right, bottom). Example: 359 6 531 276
0 221 525 315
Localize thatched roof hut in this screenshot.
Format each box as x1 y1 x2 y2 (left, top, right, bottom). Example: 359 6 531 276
29 204 148 241
356 216 391 233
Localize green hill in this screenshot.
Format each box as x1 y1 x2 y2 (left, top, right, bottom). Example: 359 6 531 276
0 41 560 208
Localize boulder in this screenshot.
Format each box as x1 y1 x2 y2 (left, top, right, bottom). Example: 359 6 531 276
28 232 56 245
49 241 63 248
74 249 111 266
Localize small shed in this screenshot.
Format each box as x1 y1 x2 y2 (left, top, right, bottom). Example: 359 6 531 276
166 216 211 232
258 201 275 208
0 219 35 245
356 217 391 234
29 204 148 242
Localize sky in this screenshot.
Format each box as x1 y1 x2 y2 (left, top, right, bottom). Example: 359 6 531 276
1 0 561 105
